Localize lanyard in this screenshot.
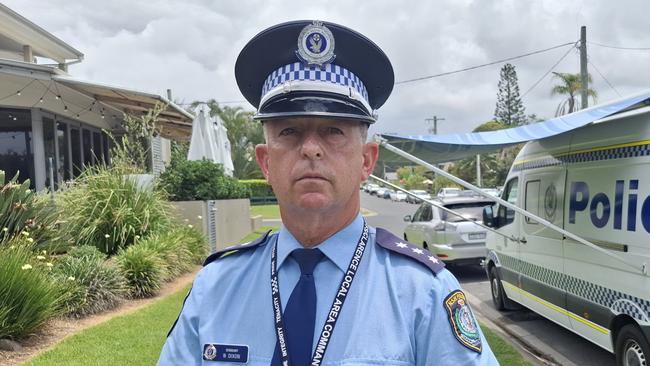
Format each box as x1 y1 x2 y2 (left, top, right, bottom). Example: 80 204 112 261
271 221 370 366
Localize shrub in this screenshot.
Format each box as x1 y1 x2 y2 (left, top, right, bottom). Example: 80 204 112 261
240 179 275 198
173 225 209 264
116 244 167 298
51 254 127 318
0 171 63 251
67 245 107 262
55 166 171 255
158 159 251 201
0 239 61 339
134 234 192 282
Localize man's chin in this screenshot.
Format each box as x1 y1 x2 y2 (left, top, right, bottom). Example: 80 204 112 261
295 193 332 210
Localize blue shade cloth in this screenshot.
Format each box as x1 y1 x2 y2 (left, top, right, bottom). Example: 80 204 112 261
378 90 650 164
271 249 324 366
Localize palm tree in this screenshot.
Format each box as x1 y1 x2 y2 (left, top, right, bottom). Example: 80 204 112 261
551 72 597 116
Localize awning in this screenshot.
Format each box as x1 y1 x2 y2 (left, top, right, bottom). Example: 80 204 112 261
0 59 193 140
54 75 194 140
378 89 650 165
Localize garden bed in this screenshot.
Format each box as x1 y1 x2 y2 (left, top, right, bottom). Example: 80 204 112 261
0 267 198 366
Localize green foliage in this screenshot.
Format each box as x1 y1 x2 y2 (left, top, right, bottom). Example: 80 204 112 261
0 240 62 339
108 103 167 174
55 166 171 255
494 63 526 127
51 255 127 318
472 120 507 132
192 100 264 179
240 179 275 198
0 171 63 250
116 244 167 298
171 225 209 264
158 158 251 201
395 166 431 190
67 245 107 262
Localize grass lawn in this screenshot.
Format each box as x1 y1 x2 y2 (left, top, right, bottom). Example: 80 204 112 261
250 204 281 219
481 322 534 365
25 284 191 366
239 225 279 243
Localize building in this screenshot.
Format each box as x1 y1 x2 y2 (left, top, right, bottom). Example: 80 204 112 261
0 4 193 190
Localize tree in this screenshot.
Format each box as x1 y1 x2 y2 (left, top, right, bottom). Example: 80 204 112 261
191 100 265 179
494 63 526 127
551 72 597 116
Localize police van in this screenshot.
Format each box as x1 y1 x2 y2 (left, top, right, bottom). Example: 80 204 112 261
482 105 650 365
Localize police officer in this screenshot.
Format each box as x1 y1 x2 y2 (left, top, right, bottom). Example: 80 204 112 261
158 20 499 366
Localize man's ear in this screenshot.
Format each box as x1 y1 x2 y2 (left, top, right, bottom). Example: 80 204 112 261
255 144 270 180
361 142 379 180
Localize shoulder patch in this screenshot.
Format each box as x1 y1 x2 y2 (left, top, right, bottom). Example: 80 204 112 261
203 230 273 266
444 290 482 353
375 228 445 275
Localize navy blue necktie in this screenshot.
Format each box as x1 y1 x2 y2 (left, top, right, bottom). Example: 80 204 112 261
272 248 324 366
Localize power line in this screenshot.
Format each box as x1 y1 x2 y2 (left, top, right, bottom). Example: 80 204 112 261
522 41 579 98
177 100 247 106
588 41 650 51
588 58 621 97
395 41 577 85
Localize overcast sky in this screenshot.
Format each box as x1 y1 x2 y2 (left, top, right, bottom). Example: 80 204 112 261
6 0 650 136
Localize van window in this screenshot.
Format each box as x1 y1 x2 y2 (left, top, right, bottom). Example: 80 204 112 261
421 205 432 222
498 178 519 226
412 204 425 222
525 180 540 225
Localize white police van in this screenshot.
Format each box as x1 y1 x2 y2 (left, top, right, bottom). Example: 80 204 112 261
482 105 650 365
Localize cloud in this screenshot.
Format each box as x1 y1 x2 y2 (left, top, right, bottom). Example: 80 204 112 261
5 0 650 136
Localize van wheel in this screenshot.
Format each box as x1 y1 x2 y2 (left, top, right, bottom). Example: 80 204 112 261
616 324 649 366
489 266 507 311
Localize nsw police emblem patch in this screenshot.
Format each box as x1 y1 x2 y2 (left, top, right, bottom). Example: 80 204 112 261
444 290 482 353
296 20 336 67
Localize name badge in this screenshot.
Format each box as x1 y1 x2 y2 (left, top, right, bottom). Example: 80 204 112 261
202 343 249 363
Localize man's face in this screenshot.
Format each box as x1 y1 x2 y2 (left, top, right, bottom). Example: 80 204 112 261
255 117 378 213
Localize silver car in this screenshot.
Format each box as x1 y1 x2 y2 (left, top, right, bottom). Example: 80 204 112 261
403 197 495 266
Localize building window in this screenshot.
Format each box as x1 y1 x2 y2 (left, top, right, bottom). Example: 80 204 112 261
43 117 57 189
70 127 82 177
82 128 92 167
0 108 34 188
92 131 102 164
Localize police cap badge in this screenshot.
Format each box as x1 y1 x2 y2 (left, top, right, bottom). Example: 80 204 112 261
235 20 394 123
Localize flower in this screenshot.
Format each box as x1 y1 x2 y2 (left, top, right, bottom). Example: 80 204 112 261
20 231 29 236
2 227 7 232
27 238 34 243
188 224 193 228
184 219 189 222
42 250 47 255
9 245 15 249
46 262 53 268
36 255 45 260
104 234 110 238
197 215 203 220
21 264 32 270
134 235 141 240
67 276 75 281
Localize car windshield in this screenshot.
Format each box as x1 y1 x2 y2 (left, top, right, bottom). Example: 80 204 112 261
443 202 493 222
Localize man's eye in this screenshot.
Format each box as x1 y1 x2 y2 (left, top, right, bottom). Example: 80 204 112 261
279 128 297 136
327 127 344 135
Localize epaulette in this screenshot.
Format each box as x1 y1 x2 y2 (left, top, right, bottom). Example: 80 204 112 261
203 230 273 266
375 228 445 275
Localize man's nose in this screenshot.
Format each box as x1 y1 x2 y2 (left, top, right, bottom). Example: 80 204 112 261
300 134 323 159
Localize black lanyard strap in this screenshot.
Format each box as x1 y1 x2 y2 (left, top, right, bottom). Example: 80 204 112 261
271 221 370 366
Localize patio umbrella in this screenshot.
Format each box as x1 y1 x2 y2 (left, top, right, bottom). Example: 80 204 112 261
187 105 208 160
212 114 234 176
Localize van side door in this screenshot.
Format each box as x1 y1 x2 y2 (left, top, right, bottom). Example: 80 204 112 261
519 170 571 329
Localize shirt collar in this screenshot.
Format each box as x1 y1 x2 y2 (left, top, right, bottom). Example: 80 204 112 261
276 214 365 272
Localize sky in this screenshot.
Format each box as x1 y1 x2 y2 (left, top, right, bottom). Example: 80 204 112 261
6 0 650 137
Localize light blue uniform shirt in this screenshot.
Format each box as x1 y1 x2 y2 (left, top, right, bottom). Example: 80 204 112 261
159 215 499 365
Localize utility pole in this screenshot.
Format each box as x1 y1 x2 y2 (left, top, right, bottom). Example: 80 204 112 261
425 115 446 134
580 26 589 110
476 154 481 188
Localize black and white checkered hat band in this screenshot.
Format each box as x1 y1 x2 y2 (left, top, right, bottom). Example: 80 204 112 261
260 62 369 103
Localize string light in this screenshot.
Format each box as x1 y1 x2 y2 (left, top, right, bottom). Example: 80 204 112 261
16 90 21 96
39 97 43 103
55 95 60 100
64 105 68 111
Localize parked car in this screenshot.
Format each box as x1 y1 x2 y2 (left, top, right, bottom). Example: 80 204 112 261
365 183 380 194
406 189 431 204
375 187 387 197
381 189 394 199
390 190 407 202
436 187 461 199
402 196 495 266
481 188 500 197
